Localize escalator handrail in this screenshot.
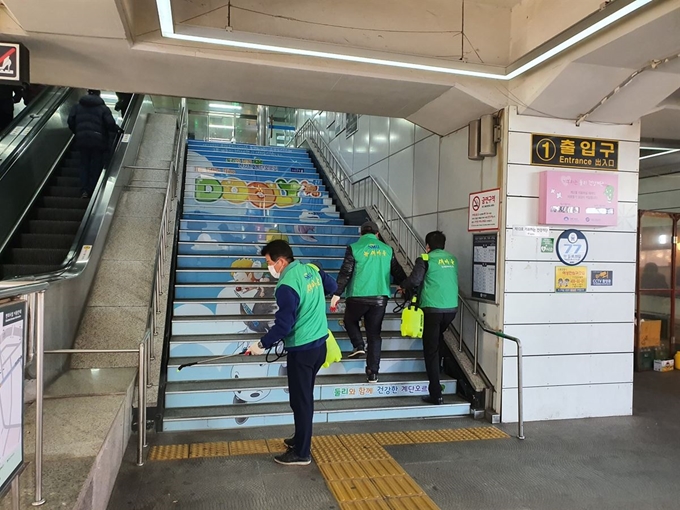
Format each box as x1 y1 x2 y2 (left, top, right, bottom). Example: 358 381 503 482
0 94 142 283
0 85 54 142
0 87 73 183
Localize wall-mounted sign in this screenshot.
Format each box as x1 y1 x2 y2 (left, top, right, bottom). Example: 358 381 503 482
539 170 618 227
0 300 26 494
468 188 500 232
555 266 587 292
556 229 588 266
531 133 618 170
0 43 29 84
512 226 550 237
540 238 554 253
591 270 613 287
472 233 497 302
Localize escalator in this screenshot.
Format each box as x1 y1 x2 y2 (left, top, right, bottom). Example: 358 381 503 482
1 147 85 277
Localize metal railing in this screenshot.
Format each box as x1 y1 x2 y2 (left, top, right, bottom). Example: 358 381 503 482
294 118 524 439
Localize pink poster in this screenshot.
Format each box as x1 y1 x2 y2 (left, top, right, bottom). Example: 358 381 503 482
539 170 618 226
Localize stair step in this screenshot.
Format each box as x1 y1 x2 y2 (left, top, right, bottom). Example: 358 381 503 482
182 213 345 225
55 176 81 187
182 205 338 218
180 221 360 235
1 264 59 279
167 351 422 382
28 220 80 235
41 196 88 210
46 186 82 198
19 233 74 250
163 396 470 431
11 248 68 265
177 242 347 257
165 373 457 408
179 231 358 245
176 254 344 269
173 282 400 299
35 208 85 222
175 269 339 284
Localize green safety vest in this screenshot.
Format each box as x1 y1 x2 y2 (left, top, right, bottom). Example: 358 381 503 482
276 261 328 348
346 234 392 298
420 250 459 310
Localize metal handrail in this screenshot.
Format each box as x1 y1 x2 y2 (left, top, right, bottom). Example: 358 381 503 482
295 117 524 439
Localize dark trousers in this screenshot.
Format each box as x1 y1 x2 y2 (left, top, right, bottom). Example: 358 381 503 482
344 299 386 375
79 148 104 195
287 341 326 458
422 311 457 399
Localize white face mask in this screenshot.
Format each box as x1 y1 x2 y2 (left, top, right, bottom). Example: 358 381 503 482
268 264 280 279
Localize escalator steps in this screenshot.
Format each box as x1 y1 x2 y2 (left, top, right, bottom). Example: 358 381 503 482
55 176 80 187
11 248 69 265
41 196 88 210
28 220 80 235
20 234 74 250
35 208 85 222
1 264 60 279
47 186 82 198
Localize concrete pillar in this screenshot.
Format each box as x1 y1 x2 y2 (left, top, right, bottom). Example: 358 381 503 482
256 105 269 146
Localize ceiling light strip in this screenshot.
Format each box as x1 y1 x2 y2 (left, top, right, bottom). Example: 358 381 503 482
155 0 653 81
639 149 680 161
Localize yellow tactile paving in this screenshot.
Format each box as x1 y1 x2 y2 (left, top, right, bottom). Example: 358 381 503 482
318 461 370 481
468 426 510 440
312 445 356 464
372 476 424 498
404 430 447 444
338 433 382 448
372 431 414 446
189 442 230 459
312 434 346 449
357 459 406 478
148 444 189 461
387 496 440 510
436 428 479 442
340 499 393 510
229 439 269 456
346 445 392 461
328 478 383 503
266 438 288 453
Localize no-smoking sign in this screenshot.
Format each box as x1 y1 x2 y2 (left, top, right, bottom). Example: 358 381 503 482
468 188 500 232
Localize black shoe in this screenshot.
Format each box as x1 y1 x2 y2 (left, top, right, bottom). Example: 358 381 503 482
348 346 365 358
422 395 444 405
274 450 311 466
283 436 295 450
80 191 89 199
367 373 378 384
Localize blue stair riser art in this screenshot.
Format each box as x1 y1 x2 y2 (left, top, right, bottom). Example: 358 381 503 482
171 317 403 335
182 213 344 225
173 284 399 299
179 231 359 245
177 243 347 257
186 168 324 186
176 255 344 269
180 220 359 236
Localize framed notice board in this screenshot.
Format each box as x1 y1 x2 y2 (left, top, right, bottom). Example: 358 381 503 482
472 233 497 303
0 300 26 495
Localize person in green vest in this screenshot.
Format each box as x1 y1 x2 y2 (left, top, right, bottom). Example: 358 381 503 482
400 231 458 405
331 221 406 383
247 240 337 465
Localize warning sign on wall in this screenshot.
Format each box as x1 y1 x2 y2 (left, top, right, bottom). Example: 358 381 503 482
0 43 29 84
468 188 500 232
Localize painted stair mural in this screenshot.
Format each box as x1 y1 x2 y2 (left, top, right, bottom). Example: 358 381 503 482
162 140 471 431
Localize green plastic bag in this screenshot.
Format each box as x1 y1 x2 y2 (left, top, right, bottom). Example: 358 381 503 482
323 330 342 368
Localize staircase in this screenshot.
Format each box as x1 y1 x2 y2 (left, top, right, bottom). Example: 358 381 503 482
0 146 88 279
161 140 471 431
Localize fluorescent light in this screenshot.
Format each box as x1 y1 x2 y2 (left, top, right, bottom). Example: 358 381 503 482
506 0 653 79
639 149 680 161
659 235 668 244
209 125 234 129
100 93 118 100
155 0 652 81
640 147 680 151
209 103 242 110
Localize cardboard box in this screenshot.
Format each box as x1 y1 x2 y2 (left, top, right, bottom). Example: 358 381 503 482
639 320 661 348
654 359 674 372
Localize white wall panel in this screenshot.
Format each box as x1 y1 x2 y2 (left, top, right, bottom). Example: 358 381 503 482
505 197 638 232
504 261 635 293
387 146 414 217
412 136 440 216
503 292 635 325
410 214 437 238
507 132 640 172
504 229 637 263
339 132 354 171
415 125 431 143
352 120 371 175
369 116 390 166
509 108 640 142
369 159 389 189
502 353 633 389
501 383 633 422
438 127 483 212
503 322 633 356
389 117 415 155
506 164 639 202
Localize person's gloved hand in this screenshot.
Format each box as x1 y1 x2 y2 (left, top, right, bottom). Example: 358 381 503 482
247 341 265 356
330 295 341 312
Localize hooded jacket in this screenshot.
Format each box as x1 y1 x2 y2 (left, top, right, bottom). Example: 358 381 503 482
67 94 119 150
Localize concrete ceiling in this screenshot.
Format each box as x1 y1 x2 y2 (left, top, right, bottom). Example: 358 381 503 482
2 0 680 138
